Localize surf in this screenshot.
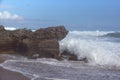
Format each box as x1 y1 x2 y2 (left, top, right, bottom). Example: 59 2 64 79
59 31 120 67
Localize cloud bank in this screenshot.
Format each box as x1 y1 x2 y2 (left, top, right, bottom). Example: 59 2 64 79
0 11 23 20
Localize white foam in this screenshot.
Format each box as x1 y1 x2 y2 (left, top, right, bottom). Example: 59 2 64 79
45 77 69 80
59 31 120 67
0 59 71 80
69 31 113 36
5 27 16 30
1 57 120 80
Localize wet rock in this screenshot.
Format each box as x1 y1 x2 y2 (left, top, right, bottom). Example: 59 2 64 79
0 26 68 60
60 50 88 62
60 50 78 61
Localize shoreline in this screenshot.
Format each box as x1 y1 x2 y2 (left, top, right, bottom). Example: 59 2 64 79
0 66 30 80
0 59 30 80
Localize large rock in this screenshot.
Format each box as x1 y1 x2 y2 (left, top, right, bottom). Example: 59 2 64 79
0 30 28 54
0 26 68 60
34 26 68 40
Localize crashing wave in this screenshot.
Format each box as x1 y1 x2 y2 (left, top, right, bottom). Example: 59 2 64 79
59 31 120 67
5 27 16 30
102 32 120 38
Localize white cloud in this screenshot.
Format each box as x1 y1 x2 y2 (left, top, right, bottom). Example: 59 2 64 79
0 11 23 20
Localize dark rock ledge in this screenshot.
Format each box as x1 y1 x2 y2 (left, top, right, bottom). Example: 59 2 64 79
0 25 68 60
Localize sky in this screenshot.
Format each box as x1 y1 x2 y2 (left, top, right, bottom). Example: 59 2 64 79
0 0 120 30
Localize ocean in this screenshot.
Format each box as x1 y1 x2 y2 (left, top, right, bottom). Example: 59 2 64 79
1 28 120 80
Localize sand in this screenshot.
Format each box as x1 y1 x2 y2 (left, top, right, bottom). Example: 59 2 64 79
0 58 30 80
0 67 30 80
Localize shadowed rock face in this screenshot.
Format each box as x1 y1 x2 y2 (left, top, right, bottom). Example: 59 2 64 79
60 50 78 61
0 25 68 59
60 49 88 62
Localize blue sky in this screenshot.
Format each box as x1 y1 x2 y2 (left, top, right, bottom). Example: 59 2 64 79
0 0 120 30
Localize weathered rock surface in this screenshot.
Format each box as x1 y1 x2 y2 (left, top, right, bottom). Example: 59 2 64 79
34 26 68 40
60 50 78 61
60 49 88 62
0 25 68 59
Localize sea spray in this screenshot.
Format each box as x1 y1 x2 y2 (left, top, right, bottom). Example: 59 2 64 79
59 31 120 67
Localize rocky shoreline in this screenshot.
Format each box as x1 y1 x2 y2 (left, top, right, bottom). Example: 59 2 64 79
0 25 72 59
0 25 79 80
0 25 69 80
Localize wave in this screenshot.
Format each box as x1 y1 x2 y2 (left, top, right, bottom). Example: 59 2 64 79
5 27 16 30
102 32 120 38
59 31 120 67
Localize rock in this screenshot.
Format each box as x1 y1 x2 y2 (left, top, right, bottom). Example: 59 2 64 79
23 39 60 59
0 25 68 60
34 26 68 40
0 25 5 31
0 30 28 55
60 50 78 61
30 53 39 59
38 40 60 58
60 50 88 62
13 28 32 39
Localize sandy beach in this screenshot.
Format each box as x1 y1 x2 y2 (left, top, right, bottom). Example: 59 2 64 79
0 58 30 80
0 67 30 80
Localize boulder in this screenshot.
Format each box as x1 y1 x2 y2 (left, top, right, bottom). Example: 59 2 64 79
0 26 68 60
0 30 28 54
34 26 68 40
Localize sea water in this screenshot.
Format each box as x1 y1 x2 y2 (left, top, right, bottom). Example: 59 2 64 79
60 31 120 67
1 30 120 80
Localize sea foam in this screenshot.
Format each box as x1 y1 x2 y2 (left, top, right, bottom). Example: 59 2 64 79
59 31 120 67
5 27 16 30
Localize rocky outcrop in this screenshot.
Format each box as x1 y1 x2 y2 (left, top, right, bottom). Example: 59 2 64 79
34 26 68 40
60 49 88 62
60 50 78 61
0 25 68 60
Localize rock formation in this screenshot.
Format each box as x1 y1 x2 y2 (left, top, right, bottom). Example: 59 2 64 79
60 50 78 61
0 25 68 60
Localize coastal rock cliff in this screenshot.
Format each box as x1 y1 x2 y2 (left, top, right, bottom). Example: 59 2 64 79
0 25 68 59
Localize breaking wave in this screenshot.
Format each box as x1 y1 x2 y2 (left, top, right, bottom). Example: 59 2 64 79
102 32 120 38
5 27 16 30
59 31 120 67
